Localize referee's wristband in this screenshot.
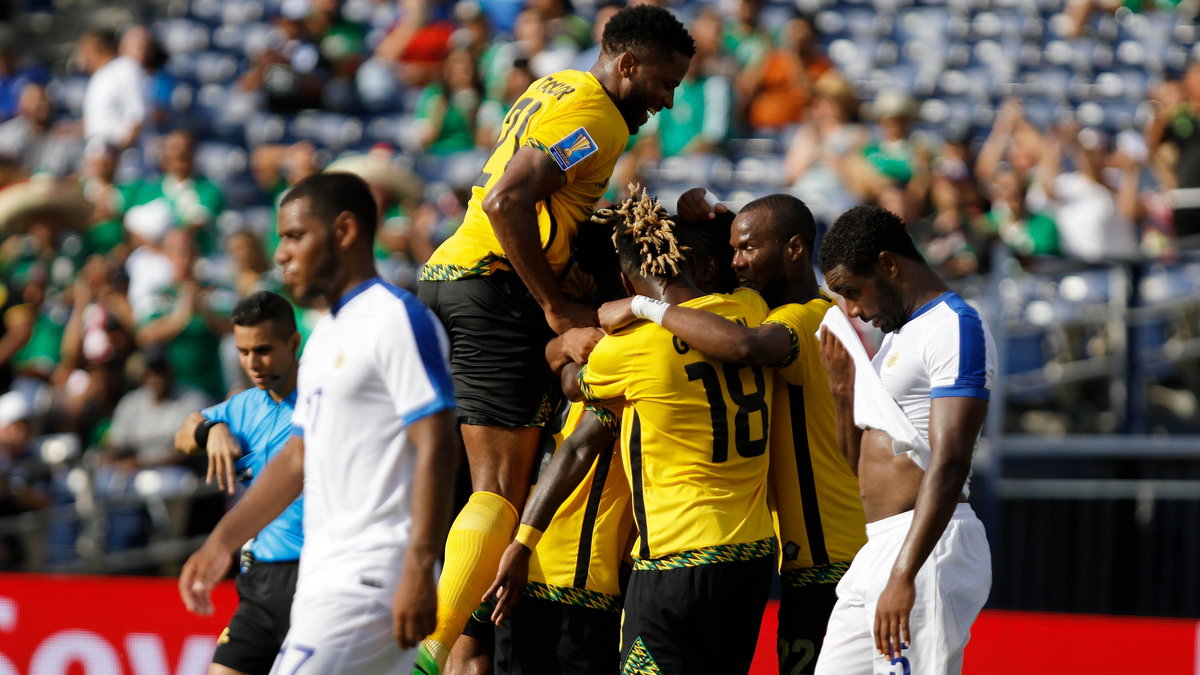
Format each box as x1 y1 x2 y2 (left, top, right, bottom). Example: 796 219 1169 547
630 295 670 325
194 419 219 451
514 524 543 551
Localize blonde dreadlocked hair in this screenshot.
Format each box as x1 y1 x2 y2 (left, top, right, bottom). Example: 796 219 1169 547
592 184 689 279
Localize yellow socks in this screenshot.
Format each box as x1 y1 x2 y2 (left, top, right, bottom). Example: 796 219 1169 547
421 491 519 669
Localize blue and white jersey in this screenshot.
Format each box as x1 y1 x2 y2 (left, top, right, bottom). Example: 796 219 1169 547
203 387 302 563
291 277 454 595
872 291 996 450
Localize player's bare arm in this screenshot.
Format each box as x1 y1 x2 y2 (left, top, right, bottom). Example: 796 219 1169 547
393 408 460 650
874 396 988 660
179 435 305 615
598 297 791 366
482 146 597 334
819 327 863 473
560 361 584 402
484 412 616 625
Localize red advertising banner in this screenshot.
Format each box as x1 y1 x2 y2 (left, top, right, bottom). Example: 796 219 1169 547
0 574 236 675
0 574 1196 674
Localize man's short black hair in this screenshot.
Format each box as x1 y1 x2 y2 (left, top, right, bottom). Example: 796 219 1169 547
741 194 816 251
818 205 924 274
232 291 297 339
601 5 696 60
676 211 736 293
82 28 118 54
280 172 378 243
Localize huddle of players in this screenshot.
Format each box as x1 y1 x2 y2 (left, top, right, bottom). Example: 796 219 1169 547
471 188 869 674
175 4 994 674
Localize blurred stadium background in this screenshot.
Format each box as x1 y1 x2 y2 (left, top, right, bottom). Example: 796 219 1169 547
0 0 1198 671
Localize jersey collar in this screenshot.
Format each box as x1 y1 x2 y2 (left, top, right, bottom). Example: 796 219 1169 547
332 276 382 316
908 291 953 322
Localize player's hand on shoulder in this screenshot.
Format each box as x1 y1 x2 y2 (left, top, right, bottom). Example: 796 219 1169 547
205 423 242 495
818 327 856 400
561 327 603 364
676 187 729 222
179 539 233 615
392 562 438 649
546 301 598 335
598 298 637 334
483 541 533 625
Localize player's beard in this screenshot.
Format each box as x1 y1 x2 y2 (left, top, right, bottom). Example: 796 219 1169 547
874 277 908 334
291 231 341 307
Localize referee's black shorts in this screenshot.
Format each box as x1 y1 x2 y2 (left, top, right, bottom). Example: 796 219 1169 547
620 555 773 674
418 273 558 428
495 595 620 675
211 561 298 675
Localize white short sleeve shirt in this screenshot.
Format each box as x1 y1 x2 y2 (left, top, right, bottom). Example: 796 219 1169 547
872 291 996 448
83 56 147 145
291 277 455 593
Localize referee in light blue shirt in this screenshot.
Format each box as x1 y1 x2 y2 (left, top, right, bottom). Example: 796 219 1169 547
175 291 303 675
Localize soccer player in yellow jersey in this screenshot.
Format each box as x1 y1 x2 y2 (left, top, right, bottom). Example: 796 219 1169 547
600 193 867 675
489 189 777 674
413 7 694 673
491 401 631 674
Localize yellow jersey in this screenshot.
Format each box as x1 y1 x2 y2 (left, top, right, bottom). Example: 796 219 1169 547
527 402 634 612
421 70 630 282
763 297 866 585
580 289 777 569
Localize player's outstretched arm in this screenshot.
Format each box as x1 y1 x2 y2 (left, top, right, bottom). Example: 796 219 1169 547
598 297 791 366
483 146 597 335
179 435 305 615
819 328 863 473
393 408 459 649
484 411 615 624
874 396 988 660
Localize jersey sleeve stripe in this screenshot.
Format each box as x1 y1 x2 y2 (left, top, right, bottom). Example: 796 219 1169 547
946 294 989 392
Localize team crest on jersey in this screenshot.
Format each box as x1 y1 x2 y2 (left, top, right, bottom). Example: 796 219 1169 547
334 352 345 368
548 127 598 171
885 351 901 368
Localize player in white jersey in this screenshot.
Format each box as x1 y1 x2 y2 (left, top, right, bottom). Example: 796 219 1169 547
814 205 995 675
179 173 459 674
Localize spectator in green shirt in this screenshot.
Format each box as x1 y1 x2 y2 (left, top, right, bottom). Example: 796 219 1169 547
983 166 1061 259
120 130 224 254
413 48 483 155
134 228 229 399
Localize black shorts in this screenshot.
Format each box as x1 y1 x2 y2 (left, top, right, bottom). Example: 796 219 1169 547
620 555 773 674
418 273 558 428
211 561 299 675
777 578 839 675
494 594 620 675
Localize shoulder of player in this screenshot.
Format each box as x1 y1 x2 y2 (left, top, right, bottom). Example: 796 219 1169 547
912 293 992 356
682 289 767 324
764 295 833 329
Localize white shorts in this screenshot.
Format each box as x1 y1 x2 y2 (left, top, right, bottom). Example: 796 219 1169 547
814 503 991 675
270 582 415 675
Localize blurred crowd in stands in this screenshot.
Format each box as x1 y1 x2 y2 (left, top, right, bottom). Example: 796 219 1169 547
0 0 1195 570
